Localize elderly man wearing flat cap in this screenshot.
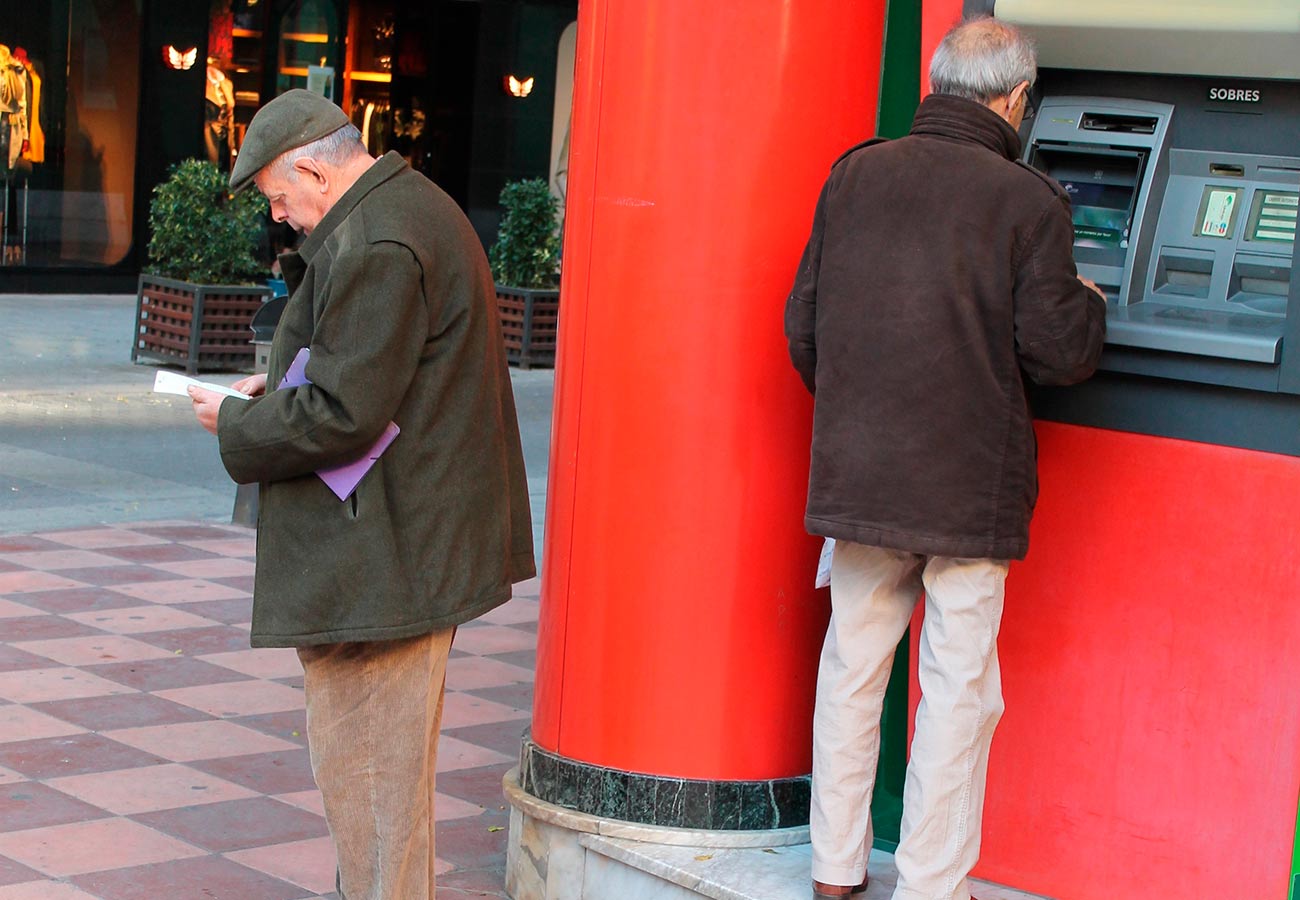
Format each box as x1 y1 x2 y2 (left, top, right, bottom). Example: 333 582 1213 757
186 89 535 900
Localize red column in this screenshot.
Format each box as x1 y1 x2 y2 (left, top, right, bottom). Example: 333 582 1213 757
532 0 888 782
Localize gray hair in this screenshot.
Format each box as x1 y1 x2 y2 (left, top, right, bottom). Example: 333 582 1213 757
269 123 367 178
929 18 1037 104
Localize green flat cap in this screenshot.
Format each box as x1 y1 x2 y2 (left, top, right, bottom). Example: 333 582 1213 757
229 89 349 194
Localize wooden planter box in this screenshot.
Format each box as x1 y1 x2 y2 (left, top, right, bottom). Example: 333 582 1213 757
133 274 273 375
495 284 560 370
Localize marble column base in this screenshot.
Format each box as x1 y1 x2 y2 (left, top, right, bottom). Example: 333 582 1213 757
504 766 810 900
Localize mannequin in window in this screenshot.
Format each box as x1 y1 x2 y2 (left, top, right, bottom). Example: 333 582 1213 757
13 47 42 164
204 59 236 170
0 45 28 172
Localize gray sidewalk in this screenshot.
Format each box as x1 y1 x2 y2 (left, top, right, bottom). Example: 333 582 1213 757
0 293 553 542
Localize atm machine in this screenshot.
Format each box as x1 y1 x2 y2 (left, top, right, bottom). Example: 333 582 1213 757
919 3 1300 899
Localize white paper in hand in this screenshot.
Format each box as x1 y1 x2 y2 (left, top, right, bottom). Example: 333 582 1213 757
815 537 835 589
152 370 251 401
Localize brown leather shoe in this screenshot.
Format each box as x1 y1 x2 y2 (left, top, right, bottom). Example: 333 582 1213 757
811 876 868 898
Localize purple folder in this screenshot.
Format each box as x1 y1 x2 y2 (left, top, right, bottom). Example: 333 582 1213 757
279 348 400 501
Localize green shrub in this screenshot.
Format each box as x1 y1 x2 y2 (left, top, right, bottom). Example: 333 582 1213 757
489 178 561 289
146 159 269 284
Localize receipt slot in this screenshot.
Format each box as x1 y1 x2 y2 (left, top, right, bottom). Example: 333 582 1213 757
910 2 1300 899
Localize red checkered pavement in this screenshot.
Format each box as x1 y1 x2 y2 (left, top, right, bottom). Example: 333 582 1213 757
0 521 538 899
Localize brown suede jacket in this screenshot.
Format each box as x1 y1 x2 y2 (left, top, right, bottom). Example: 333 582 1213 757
785 94 1106 560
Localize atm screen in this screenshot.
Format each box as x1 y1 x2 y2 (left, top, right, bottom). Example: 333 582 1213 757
1060 181 1134 249
1030 144 1145 268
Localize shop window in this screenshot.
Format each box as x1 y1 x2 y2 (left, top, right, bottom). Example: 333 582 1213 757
277 0 339 98
1 0 141 268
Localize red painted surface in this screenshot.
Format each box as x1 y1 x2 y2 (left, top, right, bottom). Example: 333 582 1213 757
531 0 888 780
910 422 1300 898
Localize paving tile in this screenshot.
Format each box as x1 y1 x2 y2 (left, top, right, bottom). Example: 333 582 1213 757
226 836 337 893
461 682 534 715
135 625 253 655
13 587 141 615
435 865 512 895
0 537 61 554
436 763 517 811
131 525 245 541
54 565 182 587
233 709 308 746
452 625 538 657
440 692 529 729
445 655 535 691
0 853 43 887
0 769 25 786
0 550 129 571
442 720 530 759
435 791 489 821
0 563 17 575
134 796 327 852
478 598 540 626
434 736 513 774
184 538 257 558
179 596 256 625
0 733 167 779
487 649 537 670
272 790 325 817
0 817 205 877
156 680 304 718
213 574 257 593
33 529 169 550
48 763 259 815
154 558 258 579
431 813 510 871
0 705 85 743
32 693 212 731
14 635 177 666
0 616 103 642
0 882 101 899
0 783 111 832
200 648 303 680
70 854 309 900
86 657 248 692
513 576 541 598
0 667 137 704
0 646 56 674
105 720 299 763
109 579 250 605
64 605 221 635
190 750 319 795
100 543 218 564
0 601 40 619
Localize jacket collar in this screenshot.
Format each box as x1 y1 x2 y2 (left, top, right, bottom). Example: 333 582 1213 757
296 150 407 262
908 94 1022 162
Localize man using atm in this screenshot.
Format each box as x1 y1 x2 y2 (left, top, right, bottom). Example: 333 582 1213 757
785 17 1105 900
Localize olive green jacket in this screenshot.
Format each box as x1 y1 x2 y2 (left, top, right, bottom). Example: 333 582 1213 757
217 152 535 647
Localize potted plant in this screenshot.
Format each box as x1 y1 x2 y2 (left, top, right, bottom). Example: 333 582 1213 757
132 159 273 374
490 178 562 369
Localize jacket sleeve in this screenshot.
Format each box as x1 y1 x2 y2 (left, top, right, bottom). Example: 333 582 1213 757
1013 196 1107 386
784 177 832 394
216 240 431 484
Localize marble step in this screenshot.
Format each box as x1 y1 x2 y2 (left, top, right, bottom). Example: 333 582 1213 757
579 834 1056 900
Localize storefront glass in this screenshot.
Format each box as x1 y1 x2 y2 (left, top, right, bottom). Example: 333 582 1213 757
1 0 141 268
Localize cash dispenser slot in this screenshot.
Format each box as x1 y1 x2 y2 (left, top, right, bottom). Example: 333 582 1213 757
1153 248 1214 299
1228 255 1291 315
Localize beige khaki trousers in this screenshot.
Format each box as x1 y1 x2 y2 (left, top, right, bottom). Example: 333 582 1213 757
298 628 456 900
810 541 1007 900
